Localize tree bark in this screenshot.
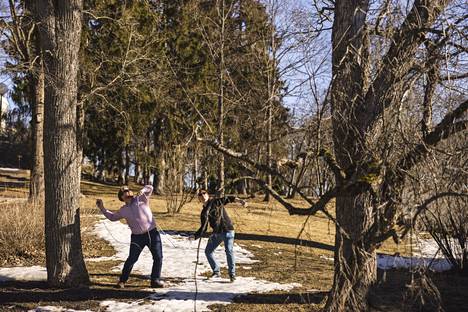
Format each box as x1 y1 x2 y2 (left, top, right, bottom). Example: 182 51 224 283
134 161 140 183
216 0 226 197
29 65 45 204
263 98 272 201
36 0 89 287
153 157 165 195
325 194 377 312
193 144 198 190
24 0 45 204
124 144 130 184
203 169 208 190
326 1 375 310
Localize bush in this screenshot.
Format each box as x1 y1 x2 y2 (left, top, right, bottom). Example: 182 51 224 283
0 201 45 266
422 196 468 275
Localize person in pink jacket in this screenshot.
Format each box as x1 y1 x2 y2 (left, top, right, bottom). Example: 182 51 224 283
96 185 164 288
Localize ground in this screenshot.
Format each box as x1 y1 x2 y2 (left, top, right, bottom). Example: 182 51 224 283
0 168 467 311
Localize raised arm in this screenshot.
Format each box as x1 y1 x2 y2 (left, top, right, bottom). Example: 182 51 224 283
96 199 123 221
220 196 247 207
138 185 154 203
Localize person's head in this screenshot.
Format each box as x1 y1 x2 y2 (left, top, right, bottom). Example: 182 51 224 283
118 186 134 203
197 189 209 203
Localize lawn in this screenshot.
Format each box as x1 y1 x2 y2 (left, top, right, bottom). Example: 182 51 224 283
0 168 466 311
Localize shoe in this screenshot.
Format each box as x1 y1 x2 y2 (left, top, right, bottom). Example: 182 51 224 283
208 272 221 279
151 279 165 288
116 281 125 289
229 275 236 282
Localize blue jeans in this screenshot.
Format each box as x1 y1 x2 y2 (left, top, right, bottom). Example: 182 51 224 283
205 230 235 277
120 228 163 282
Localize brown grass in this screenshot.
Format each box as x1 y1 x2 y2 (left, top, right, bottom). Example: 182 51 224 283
1 174 466 311
0 201 45 267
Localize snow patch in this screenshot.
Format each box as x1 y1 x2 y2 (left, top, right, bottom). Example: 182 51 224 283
377 253 452 272
377 238 453 272
90 219 300 310
29 307 92 312
92 218 259 279
0 266 47 282
102 277 299 312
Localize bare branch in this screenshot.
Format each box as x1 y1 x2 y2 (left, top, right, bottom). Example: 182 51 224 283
361 0 450 133
319 148 345 182
399 99 468 173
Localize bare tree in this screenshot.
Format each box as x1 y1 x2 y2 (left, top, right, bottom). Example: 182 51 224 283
3 0 45 203
199 0 467 310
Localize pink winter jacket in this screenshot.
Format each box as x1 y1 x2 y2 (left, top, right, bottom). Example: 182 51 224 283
100 185 156 235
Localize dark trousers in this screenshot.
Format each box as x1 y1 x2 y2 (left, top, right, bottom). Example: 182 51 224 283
120 228 163 282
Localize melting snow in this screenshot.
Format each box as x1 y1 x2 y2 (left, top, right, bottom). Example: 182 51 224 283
1 217 300 311
0 266 47 282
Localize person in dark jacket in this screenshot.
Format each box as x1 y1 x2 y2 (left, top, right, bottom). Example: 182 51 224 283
190 189 247 282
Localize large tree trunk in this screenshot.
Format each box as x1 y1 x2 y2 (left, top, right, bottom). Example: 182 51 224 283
325 194 377 312
36 0 89 287
29 66 45 204
325 1 374 310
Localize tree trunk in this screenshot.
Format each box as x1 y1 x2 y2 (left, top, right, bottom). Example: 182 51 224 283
29 65 45 204
216 0 225 197
124 145 130 184
153 157 165 195
203 169 208 190
117 149 124 185
193 144 198 190
325 194 377 312
263 100 272 201
76 100 85 195
325 1 373 310
143 164 149 185
134 162 140 183
36 0 89 287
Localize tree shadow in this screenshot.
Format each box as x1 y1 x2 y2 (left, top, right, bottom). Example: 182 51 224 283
166 230 335 252
0 181 28 189
0 280 153 304
370 269 468 312
233 291 328 305
235 233 334 251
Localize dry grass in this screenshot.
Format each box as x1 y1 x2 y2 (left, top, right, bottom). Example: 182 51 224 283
0 201 45 267
1 173 466 311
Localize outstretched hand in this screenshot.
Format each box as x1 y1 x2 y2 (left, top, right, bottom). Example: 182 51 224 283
96 199 104 210
240 199 247 208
